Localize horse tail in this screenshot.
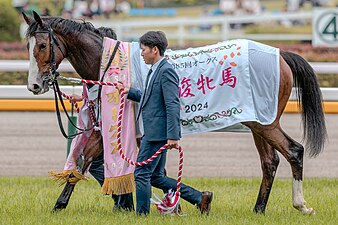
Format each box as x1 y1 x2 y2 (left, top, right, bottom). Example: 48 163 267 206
281 51 327 157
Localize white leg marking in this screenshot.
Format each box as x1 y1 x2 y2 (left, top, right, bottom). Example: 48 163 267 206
292 179 315 215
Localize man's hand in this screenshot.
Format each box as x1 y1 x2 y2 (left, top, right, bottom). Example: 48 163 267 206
116 81 130 94
167 139 179 149
69 93 83 104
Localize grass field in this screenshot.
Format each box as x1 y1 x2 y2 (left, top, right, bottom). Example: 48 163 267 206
0 177 337 224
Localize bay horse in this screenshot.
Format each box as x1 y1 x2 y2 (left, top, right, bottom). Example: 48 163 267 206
23 11 326 215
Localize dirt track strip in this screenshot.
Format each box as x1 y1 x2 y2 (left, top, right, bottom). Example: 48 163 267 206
0 112 337 178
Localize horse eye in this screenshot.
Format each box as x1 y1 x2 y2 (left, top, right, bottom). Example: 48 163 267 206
40 43 46 49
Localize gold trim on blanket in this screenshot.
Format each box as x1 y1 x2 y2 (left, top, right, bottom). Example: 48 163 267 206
48 170 88 185
101 173 135 195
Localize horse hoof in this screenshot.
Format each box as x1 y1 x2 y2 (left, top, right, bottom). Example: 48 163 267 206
52 203 67 213
253 205 265 214
295 205 316 215
306 208 316 216
52 207 63 213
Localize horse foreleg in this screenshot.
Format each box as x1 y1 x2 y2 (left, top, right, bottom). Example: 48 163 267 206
82 130 103 172
53 181 76 212
53 131 103 212
252 132 279 214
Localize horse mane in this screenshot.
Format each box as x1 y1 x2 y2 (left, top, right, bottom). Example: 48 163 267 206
25 17 117 40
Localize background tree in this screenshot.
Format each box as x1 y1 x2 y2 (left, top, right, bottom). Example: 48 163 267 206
0 0 21 41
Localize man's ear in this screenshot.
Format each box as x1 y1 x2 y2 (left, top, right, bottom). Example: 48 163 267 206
153 46 159 55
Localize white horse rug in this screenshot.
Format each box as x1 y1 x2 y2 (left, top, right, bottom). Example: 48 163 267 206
128 39 280 136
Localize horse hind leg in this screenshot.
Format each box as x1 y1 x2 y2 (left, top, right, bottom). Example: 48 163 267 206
245 122 315 215
280 130 315 215
251 132 280 214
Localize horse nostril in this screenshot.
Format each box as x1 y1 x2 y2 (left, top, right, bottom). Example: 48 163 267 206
33 84 40 90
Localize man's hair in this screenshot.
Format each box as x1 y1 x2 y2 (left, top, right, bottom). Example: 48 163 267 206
139 31 168 56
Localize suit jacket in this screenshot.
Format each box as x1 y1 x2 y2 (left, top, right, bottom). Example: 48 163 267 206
127 58 181 141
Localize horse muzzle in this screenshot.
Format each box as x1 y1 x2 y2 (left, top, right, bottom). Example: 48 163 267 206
27 78 49 95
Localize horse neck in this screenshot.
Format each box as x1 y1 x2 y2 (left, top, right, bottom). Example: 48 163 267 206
59 31 103 81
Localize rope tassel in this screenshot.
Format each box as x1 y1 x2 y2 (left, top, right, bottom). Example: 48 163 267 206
150 190 181 215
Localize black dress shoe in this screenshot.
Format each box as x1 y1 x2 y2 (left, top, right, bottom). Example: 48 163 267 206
197 191 213 215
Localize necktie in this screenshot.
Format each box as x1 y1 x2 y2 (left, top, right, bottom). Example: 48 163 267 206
144 68 153 94
137 68 153 121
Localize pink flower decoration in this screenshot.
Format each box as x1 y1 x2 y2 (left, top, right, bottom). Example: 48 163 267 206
108 67 121 75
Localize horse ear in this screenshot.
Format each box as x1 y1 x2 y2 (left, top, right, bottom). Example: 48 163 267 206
32 11 46 28
22 12 33 25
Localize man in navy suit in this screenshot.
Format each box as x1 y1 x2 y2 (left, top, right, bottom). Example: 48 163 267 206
117 31 213 216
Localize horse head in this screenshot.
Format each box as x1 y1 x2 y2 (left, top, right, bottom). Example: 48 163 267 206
23 11 66 95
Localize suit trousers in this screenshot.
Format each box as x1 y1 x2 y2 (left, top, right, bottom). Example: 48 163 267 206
134 138 202 215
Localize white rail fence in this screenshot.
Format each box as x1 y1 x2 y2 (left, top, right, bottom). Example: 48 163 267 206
89 12 313 47
18 11 314 47
0 60 337 101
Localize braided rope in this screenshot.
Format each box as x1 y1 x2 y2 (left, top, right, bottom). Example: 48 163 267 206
59 90 80 113
58 82 97 124
87 100 97 125
81 79 116 86
58 76 117 87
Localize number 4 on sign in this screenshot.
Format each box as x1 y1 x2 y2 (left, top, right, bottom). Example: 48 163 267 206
322 14 338 40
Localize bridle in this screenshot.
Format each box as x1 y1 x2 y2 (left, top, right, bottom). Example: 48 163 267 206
34 27 66 85
33 25 120 139
34 27 89 139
